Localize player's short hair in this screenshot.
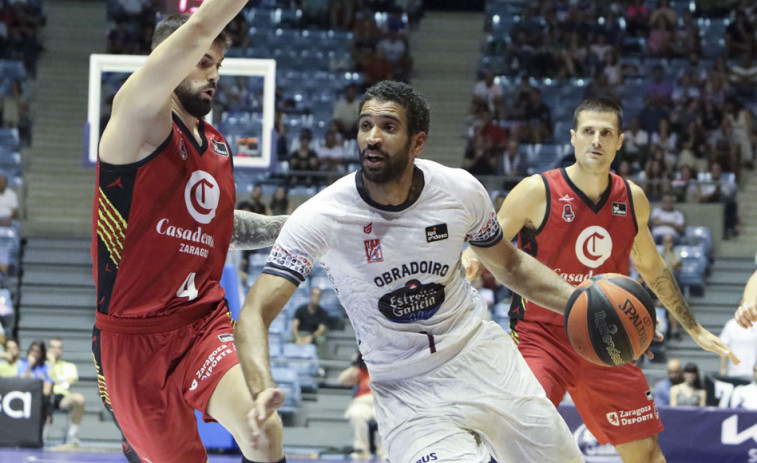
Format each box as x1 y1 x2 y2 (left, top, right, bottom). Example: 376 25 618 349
151 13 232 51
360 81 431 136
573 97 623 132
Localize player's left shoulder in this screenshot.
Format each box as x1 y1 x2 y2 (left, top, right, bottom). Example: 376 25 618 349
417 159 485 194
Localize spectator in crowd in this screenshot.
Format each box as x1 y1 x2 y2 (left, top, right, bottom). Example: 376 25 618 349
731 365 757 410
0 338 19 377
472 70 504 119
671 164 699 203
47 338 85 445
107 19 138 54
708 118 740 175
288 128 320 185
670 362 706 407
352 6 381 50
316 129 347 172
638 95 670 135
644 65 674 106
338 351 386 461
650 194 686 244
641 156 668 203
650 118 677 169
377 27 410 81
698 162 740 239
502 139 527 187
723 96 754 169
653 358 683 406
558 31 588 79
269 185 292 216
361 47 394 89
677 121 709 175
291 287 328 356
625 0 650 36
720 316 757 379
237 185 268 215
622 117 650 171
649 0 677 30
16 341 53 407
332 85 360 139
225 12 249 49
0 173 19 226
674 10 701 57
519 88 552 144
660 233 682 279
725 10 756 58
729 52 757 99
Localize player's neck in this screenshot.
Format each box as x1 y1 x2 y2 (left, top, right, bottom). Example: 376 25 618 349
565 164 609 203
363 166 422 207
171 100 201 143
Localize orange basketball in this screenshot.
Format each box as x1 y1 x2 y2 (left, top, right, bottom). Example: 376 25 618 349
564 273 657 366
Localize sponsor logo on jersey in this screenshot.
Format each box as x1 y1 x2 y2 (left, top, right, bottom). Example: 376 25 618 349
554 268 594 283
425 223 448 242
378 279 445 323
415 453 438 462
105 177 123 189
211 138 229 157
562 204 575 222
559 194 574 202
575 225 612 268
179 137 188 160
218 334 234 343
373 260 450 287
606 405 656 426
607 411 620 426
184 170 220 224
194 344 234 383
189 379 198 391
364 223 373 234
364 239 383 263
612 202 627 216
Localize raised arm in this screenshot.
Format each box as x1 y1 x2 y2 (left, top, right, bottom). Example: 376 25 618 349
100 0 248 165
629 181 739 364
235 273 297 445
230 210 288 251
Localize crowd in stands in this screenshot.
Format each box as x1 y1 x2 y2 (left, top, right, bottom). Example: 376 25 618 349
468 0 757 244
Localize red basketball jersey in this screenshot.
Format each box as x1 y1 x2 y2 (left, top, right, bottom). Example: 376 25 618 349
92 114 235 323
510 168 638 326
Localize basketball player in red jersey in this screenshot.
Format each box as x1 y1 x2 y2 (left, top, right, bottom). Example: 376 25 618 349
467 97 738 463
92 2 286 462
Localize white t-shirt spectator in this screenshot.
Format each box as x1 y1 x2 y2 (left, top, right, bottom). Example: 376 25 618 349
650 206 684 241
721 319 757 377
377 37 406 63
623 129 649 155
0 188 18 221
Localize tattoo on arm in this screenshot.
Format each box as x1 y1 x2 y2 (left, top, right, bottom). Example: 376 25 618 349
229 210 288 251
647 266 698 330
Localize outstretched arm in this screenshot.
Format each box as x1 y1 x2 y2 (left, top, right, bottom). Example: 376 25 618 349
735 270 757 328
629 182 739 364
229 210 288 251
235 273 297 446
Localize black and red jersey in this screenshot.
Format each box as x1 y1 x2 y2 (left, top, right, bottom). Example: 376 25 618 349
510 168 638 326
92 114 235 325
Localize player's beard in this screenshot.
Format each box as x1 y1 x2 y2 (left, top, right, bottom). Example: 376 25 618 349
360 137 412 184
174 81 213 119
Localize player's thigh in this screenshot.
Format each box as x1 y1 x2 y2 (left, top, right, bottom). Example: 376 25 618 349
388 420 491 463
206 363 283 458
615 435 665 463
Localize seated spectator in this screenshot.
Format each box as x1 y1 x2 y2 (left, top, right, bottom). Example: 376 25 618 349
649 0 677 30
377 28 411 82
671 165 699 203
653 358 683 406
729 52 757 99
640 157 669 203
463 132 498 176
622 117 650 171
725 10 756 58
332 85 360 140
677 122 708 175
237 185 267 215
708 118 740 176
698 162 740 239
731 365 757 410
292 287 328 356
557 31 588 79
472 70 503 119
670 362 706 407
327 0 353 30
47 338 85 445
316 129 346 172
673 11 701 57
723 96 754 169
338 352 386 461
502 140 527 187
720 317 757 379
517 89 552 144
644 65 673 106
0 338 19 376
268 186 292 216
2 80 31 146
660 233 682 277
352 6 381 49
361 47 394 89
288 128 320 185
0 174 19 227
650 118 677 169
638 95 671 135
650 194 685 244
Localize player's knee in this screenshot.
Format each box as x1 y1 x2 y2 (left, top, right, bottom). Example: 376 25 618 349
74 394 85 406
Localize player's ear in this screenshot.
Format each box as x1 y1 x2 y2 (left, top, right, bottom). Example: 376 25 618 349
570 129 576 147
616 132 624 151
410 131 426 157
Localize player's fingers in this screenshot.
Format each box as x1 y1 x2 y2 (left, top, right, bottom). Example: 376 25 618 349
653 329 664 342
728 350 741 365
247 409 261 448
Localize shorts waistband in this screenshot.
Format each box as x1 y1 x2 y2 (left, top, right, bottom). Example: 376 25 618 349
368 322 481 383
95 302 218 334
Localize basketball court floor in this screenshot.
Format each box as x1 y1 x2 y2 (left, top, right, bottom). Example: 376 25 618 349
0 448 380 462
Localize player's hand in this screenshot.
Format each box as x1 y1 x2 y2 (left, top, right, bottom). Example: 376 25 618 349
688 324 740 365
735 302 757 329
461 250 480 281
632 328 664 366
248 387 285 449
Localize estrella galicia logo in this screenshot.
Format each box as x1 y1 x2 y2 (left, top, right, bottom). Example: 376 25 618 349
378 279 445 323
425 223 449 243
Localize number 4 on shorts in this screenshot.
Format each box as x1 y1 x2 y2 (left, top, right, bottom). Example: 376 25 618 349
177 272 199 301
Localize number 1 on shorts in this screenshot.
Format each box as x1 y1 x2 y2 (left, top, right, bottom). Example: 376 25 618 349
177 272 199 301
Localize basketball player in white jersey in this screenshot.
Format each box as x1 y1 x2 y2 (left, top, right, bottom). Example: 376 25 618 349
235 81 583 462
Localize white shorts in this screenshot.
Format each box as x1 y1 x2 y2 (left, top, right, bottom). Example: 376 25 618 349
370 320 583 463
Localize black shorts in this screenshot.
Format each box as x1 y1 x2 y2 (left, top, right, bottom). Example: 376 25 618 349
52 393 67 409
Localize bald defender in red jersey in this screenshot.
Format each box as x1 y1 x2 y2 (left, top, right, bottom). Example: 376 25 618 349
467 97 738 463
91 2 287 462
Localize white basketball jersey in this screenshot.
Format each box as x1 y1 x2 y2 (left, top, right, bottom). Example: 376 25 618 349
263 159 503 380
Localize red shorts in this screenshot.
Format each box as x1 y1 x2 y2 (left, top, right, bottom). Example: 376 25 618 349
514 321 664 445
92 303 238 463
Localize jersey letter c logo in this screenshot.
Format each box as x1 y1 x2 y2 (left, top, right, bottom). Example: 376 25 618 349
185 170 220 224
575 225 612 268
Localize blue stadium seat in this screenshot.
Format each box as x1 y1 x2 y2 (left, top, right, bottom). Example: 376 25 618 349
271 367 302 415
676 244 707 295
278 343 319 391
